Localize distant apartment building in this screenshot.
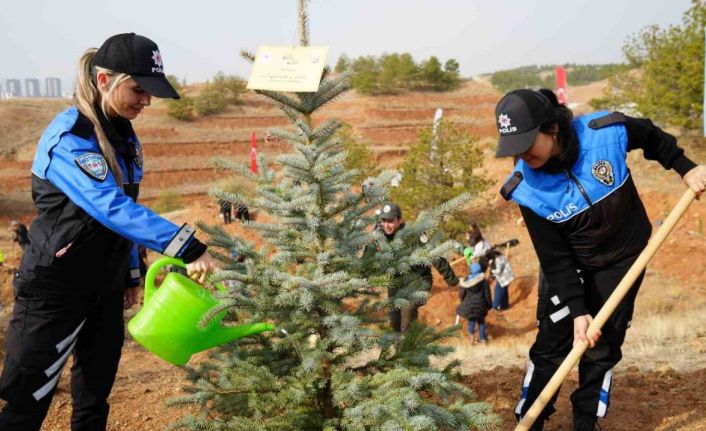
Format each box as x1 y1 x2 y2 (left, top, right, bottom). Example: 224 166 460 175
6 79 22 97
45 77 62 98
26 78 41 97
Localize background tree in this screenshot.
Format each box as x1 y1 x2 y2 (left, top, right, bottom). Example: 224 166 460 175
168 73 246 119
334 54 351 74
166 75 195 121
212 72 247 105
350 55 380 94
418 56 444 90
397 52 419 88
591 0 705 131
444 58 460 74
391 120 492 239
377 53 403 94
169 2 499 430
192 80 228 116
441 58 462 90
345 53 461 94
337 123 381 185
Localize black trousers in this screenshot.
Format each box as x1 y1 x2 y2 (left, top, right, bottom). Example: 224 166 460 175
389 305 420 333
0 278 125 431
516 255 644 424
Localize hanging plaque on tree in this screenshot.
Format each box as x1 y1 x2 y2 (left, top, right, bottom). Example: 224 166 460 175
247 45 329 92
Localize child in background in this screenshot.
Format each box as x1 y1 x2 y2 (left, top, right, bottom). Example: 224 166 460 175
488 248 515 310
457 259 492 343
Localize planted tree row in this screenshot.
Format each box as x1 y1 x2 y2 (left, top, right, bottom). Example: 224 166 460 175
166 72 246 121
490 63 628 93
335 53 462 94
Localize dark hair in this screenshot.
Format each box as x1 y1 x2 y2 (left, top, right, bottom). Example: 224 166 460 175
468 223 484 245
537 88 578 166
487 247 502 259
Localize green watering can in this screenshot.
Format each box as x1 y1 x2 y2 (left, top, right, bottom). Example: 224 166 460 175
127 256 274 365
463 247 474 267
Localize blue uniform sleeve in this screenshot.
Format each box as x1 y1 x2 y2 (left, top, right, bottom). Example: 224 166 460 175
128 243 140 286
45 136 197 259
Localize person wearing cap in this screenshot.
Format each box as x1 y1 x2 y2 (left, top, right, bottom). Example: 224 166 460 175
364 203 461 333
495 88 706 430
0 33 218 431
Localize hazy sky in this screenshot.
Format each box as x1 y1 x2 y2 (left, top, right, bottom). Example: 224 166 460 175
0 0 693 92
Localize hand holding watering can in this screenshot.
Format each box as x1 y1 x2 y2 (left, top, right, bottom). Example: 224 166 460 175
128 256 274 365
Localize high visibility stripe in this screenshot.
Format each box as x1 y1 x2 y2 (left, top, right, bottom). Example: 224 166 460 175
515 360 535 415
130 268 141 279
163 224 194 257
33 369 63 401
550 295 560 305
549 306 570 323
55 318 86 353
44 338 78 377
596 369 613 417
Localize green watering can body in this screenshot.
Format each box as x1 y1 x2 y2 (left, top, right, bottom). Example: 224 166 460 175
127 256 274 365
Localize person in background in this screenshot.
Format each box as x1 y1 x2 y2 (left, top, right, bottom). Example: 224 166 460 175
488 248 515 311
0 33 219 431
364 203 460 333
220 200 233 225
235 203 250 222
494 88 706 430
466 223 491 261
456 259 492 344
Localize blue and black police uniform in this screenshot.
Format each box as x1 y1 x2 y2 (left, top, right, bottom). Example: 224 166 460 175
503 111 696 426
0 106 207 430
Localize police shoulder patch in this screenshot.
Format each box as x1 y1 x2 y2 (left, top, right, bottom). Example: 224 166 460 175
75 152 108 182
591 160 614 186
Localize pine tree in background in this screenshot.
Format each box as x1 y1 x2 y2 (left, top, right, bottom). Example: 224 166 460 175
391 120 492 240
169 1 499 429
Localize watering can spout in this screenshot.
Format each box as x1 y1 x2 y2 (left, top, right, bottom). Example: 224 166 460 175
199 322 276 351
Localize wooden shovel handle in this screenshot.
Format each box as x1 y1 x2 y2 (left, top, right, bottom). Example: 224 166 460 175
515 189 697 431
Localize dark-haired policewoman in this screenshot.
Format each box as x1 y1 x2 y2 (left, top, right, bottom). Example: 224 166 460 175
495 88 706 430
0 33 218 431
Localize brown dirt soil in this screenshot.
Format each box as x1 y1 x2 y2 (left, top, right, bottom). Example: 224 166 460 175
2 79 706 430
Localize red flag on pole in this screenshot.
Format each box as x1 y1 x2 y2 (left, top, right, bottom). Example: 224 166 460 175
251 131 258 174
555 66 568 105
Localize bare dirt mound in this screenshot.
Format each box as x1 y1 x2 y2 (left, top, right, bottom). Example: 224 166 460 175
467 366 706 430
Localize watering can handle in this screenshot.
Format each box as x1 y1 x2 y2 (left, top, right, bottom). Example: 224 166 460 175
144 256 186 304
144 256 227 304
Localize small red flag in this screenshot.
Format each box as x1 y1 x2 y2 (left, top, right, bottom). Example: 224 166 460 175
555 66 568 105
251 131 258 174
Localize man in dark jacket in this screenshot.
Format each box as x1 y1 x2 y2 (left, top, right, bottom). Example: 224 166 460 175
365 203 460 333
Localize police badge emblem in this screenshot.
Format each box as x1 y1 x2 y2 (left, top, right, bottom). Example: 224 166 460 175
591 160 614 186
134 143 144 168
75 153 108 182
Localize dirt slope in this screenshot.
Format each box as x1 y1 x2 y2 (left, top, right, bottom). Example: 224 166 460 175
1 80 706 430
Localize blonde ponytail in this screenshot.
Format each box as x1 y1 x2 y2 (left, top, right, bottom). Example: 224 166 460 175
74 48 129 185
